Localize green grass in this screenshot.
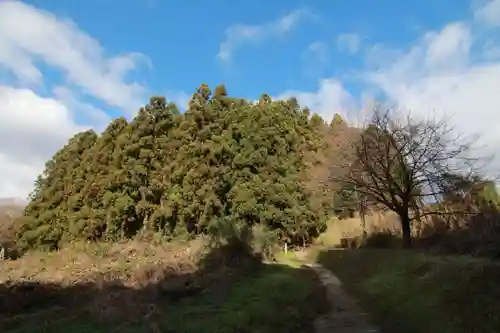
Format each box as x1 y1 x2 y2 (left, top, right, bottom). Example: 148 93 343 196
273 250 304 267
316 249 500 333
2 260 329 333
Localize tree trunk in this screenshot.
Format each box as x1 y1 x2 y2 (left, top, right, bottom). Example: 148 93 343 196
400 213 412 249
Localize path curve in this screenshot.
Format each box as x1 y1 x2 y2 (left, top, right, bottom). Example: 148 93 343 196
293 250 380 333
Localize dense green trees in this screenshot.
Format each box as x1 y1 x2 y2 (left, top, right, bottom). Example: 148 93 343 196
18 84 336 250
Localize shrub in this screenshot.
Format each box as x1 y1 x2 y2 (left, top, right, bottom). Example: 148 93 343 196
360 229 400 248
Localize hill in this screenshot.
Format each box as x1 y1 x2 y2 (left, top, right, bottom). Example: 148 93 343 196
0 198 27 207
0 198 25 220
0 198 25 252
3 84 499 333
13 85 353 252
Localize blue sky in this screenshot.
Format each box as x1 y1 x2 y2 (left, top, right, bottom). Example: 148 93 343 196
11 0 477 110
0 0 500 198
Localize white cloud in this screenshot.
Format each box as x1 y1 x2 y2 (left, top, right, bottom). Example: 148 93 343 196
474 0 500 27
424 23 471 69
218 8 312 62
337 33 361 54
0 1 149 110
363 23 473 89
0 86 88 199
359 3 500 174
277 79 356 123
363 23 500 143
0 1 151 199
53 86 110 130
278 0 500 176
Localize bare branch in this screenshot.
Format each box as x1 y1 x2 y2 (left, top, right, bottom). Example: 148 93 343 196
329 105 489 248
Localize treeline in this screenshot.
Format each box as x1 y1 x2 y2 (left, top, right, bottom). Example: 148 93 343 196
17 84 347 251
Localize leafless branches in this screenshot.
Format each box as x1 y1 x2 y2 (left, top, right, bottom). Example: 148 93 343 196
330 106 489 248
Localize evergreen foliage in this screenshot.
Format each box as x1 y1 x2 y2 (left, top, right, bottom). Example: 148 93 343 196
18 84 329 250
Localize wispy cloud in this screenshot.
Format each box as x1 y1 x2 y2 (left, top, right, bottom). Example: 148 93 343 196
218 8 313 63
0 0 150 111
337 33 361 54
483 39 500 59
302 41 328 78
52 86 110 130
474 0 500 27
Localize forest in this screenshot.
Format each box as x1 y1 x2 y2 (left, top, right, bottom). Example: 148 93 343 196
9 82 500 258
2 83 500 333
15 84 350 252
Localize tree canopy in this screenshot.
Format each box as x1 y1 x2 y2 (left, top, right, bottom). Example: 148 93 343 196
17 84 337 251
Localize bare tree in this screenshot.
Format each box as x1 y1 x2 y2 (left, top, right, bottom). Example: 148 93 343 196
330 107 487 248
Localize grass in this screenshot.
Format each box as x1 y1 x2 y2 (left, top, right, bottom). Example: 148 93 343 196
313 213 400 248
0 239 329 333
0 239 202 284
145 264 327 333
273 250 305 267
315 249 500 333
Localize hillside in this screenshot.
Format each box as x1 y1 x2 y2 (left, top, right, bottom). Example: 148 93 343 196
0 238 331 333
3 84 500 333
0 199 24 251
315 248 500 333
0 201 24 223
14 85 353 252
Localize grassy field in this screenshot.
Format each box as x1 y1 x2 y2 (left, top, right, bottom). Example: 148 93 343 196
0 239 329 333
315 249 500 333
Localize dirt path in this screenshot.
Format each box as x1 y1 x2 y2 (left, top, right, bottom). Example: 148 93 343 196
293 251 380 333
304 262 380 333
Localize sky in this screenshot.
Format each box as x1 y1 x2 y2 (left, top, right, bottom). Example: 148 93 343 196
0 0 500 200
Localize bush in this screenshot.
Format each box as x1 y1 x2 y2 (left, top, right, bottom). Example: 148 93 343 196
415 211 500 258
360 229 400 248
250 224 280 260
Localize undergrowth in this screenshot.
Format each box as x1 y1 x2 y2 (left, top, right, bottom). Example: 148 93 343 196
316 249 500 333
0 237 329 333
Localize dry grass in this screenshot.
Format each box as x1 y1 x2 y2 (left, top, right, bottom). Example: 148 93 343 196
0 238 207 332
314 213 401 248
319 207 500 258
314 211 458 250
0 237 330 333
0 238 205 286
